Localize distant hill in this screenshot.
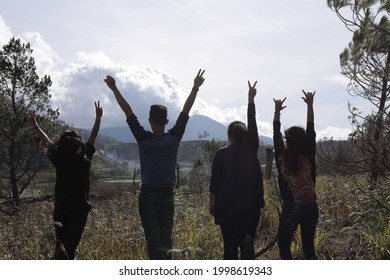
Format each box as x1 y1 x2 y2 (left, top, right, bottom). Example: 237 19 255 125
91 151 130 179
184 114 227 140
99 114 272 144
105 140 271 167
99 126 135 143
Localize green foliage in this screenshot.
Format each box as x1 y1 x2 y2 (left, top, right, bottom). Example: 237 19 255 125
327 0 390 183
187 139 223 193
0 37 60 205
347 177 390 258
380 0 390 13
327 0 351 10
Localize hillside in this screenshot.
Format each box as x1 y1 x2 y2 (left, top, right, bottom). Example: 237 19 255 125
98 113 273 144
104 140 272 167
90 151 130 179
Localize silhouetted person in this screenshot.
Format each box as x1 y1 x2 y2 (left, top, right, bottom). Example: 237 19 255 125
104 70 205 259
273 91 319 259
209 81 264 260
28 101 103 259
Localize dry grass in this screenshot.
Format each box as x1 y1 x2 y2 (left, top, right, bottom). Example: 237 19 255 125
0 176 389 260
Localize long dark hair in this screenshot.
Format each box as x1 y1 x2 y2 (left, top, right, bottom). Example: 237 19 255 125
283 126 308 173
50 130 85 162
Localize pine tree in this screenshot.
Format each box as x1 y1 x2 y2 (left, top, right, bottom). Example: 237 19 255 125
0 37 60 206
328 0 390 181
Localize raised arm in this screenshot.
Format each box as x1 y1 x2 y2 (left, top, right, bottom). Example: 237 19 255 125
302 90 316 176
247 81 259 147
87 101 103 146
302 90 315 123
273 97 287 160
182 69 205 114
27 112 53 148
104 75 133 118
272 97 290 201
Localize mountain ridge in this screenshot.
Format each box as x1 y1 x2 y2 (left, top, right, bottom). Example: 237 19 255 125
98 114 273 145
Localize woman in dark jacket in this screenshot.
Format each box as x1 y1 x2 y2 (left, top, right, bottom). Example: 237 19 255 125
273 91 319 260
28 101 103 259
209 81 264 260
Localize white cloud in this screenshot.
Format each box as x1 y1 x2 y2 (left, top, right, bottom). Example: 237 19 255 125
20 32 63 76
76 51 119 70
317 126 351 140
0 18 62 85
48 52 249 130
0 16 12 44
324 74 350 88
0 4 357 140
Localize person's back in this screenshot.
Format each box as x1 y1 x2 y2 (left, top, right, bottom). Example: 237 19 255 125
28 101 103 260
104 70 205 259
209 81 264 260
48 134 95 212
212 142 263 223
273 91 319 260
127 105 188 187
138 133 181 185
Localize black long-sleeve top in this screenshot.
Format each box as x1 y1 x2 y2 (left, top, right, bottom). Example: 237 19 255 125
210 103 264 225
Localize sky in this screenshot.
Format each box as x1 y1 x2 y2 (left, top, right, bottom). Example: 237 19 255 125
0 0 374 140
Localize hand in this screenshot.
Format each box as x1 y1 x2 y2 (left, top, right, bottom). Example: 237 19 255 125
95 101 103 119
27 111 38 127
273 97 287 113
248 80 257 102
302 90 315 106
193 69 205 89
104 75 117 91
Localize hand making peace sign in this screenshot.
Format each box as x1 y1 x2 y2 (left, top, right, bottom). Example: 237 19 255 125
248 80 258 103
193 69 205 89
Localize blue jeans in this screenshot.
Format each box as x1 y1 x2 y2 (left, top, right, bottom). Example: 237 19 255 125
278 200 319 260
138 186 174 260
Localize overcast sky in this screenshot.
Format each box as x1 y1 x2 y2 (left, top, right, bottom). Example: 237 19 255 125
0 0 374 139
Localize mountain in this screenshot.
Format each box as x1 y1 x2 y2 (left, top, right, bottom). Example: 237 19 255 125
260 135 273 146
184 114 227 141
99 114 228 142
99 126 135 143
99 114 272 144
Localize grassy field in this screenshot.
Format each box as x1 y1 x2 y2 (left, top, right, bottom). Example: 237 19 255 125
0 175 389 260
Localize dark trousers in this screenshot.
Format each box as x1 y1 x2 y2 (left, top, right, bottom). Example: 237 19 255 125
53 207 89 260
219 208 260 260
277 200 319 260
139 187 174 260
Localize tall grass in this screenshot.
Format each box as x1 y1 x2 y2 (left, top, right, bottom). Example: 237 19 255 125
0 176 389 259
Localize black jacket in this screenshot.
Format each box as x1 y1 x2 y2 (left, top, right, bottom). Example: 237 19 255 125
210 103 264 224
